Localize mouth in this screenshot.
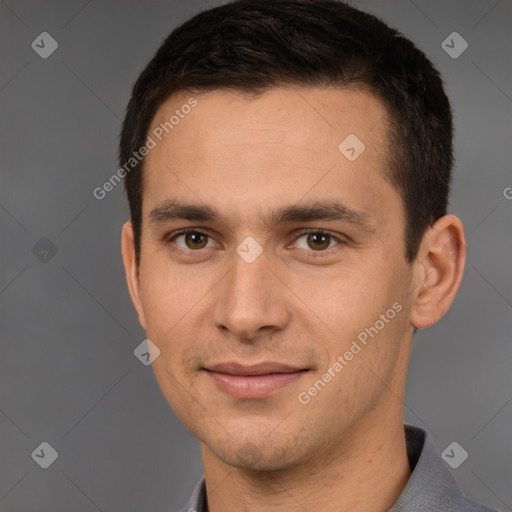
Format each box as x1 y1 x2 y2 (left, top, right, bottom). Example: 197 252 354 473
203 362 309 399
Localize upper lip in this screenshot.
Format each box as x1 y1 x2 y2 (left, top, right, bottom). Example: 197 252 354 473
205 362 306 376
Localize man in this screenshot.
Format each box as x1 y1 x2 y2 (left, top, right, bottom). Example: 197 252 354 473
119 1 501 510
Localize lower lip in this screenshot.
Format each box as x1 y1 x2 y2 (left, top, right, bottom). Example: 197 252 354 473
205 370 307 399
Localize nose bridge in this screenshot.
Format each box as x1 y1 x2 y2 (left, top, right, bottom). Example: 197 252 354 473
212 245 289 339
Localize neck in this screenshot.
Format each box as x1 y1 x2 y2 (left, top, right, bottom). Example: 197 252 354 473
201 410 411 512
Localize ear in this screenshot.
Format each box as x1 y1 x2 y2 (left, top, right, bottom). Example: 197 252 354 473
121 220 147 330
409 215 466 329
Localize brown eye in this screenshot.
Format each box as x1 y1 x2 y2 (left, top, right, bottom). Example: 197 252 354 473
292 230 342 257
184 232 208 249
171 231 212 250
306 232 331 251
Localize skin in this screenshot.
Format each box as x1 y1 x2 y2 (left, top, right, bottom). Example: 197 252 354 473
121 86 466 512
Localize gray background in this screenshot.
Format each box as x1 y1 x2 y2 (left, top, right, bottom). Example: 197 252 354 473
1 0 511 510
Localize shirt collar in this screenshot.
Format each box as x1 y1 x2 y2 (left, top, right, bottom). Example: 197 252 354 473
388 424 466 511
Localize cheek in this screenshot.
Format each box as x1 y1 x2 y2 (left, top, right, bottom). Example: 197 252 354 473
138 264 188 366
307 261 407 376
138 263 206 422
138 259 218 375
139 256 200 330
306 264 386 337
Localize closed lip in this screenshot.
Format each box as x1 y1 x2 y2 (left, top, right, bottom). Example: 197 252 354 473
205 362 307 376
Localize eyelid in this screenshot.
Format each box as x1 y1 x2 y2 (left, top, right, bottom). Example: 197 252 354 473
166 227 345 256
168 228 219 250
289 228 344 256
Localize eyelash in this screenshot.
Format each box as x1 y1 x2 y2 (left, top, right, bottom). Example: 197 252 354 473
166 228 344 258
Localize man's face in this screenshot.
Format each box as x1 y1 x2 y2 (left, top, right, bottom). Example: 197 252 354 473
129 87 416 470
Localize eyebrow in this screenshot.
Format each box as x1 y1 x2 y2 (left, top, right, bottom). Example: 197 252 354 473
148 198 376 232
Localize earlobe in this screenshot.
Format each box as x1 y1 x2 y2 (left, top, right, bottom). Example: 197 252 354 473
409 215 466 329
121 220 147 330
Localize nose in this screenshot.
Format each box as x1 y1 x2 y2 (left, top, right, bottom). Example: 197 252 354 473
211 247 291 341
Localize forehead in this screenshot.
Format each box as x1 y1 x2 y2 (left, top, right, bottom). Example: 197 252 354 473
149 86 388 151
142 86 399 230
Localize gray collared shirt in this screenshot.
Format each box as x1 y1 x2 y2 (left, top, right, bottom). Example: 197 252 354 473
179 424 501 512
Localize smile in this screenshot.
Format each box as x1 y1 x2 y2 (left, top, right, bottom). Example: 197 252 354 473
203 362 309 399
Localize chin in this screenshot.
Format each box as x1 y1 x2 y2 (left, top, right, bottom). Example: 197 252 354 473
208 436 308 472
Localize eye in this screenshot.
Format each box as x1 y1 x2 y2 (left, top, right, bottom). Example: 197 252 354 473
170 230 216 250
166 228 344 257
293 230 343 256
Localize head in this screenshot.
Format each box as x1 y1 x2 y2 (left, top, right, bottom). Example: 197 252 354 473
120 0 466 471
